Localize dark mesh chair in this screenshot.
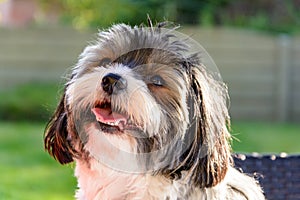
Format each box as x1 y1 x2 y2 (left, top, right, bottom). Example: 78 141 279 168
233 154 300 200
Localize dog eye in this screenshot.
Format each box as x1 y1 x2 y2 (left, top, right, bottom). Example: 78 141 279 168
150 75 165 86
99 58 111 67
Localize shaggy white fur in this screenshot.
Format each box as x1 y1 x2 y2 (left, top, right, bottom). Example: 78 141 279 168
44 22 265 200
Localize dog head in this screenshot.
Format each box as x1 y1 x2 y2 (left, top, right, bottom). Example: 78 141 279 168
44 22 231 188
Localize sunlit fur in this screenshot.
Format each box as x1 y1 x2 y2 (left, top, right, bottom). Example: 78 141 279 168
44 22 265 199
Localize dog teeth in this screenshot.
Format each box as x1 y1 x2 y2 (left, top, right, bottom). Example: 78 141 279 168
105 121 120 126
102 120 126 131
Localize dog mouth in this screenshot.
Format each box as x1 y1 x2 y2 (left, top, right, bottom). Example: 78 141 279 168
91 100 141 133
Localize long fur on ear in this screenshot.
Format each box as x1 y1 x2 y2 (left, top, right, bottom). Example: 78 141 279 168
177 61 232 188
44 92 74 164
191 63 232 187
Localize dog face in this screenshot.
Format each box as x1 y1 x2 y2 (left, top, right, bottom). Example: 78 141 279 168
44 23 231 188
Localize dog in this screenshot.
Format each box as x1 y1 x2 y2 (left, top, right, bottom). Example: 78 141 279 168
44 21 265 200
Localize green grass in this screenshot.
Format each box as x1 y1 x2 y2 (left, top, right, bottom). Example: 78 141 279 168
0 122 76 200
0 121 299 199
231 121 300 153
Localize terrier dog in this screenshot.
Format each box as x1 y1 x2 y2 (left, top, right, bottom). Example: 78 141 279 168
44 21 265 199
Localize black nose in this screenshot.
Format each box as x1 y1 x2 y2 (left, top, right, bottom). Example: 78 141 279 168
101 73 127 95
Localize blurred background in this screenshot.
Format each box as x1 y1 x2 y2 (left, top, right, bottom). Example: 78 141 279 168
0 0 299 199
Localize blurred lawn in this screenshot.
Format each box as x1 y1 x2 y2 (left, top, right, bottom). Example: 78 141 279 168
0 121 299 199
231 121 300 153
0 122 76 200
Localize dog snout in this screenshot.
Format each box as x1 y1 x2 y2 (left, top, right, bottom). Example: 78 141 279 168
101 73 127 95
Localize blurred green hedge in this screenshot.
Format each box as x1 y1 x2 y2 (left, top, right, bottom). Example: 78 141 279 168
38 0 300 34
0 83 61 122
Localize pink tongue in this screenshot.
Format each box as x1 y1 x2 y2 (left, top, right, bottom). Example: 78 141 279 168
91 107 127 124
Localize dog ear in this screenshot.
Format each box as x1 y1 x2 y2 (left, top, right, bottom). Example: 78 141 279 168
44 91 74 164
184 63 232 188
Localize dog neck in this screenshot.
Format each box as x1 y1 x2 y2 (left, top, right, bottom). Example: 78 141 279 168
73 157 264 200
74 158 185 200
